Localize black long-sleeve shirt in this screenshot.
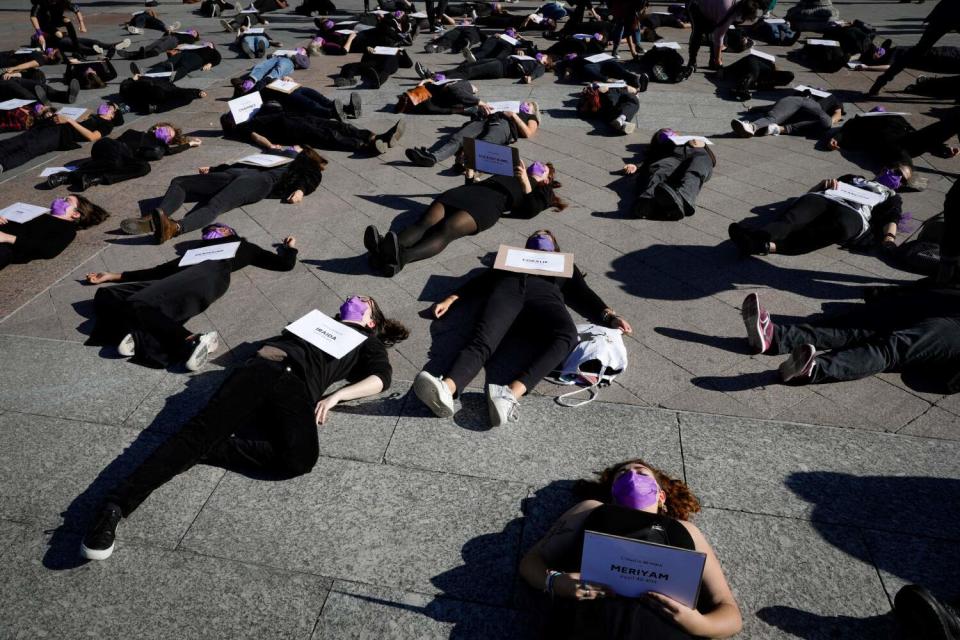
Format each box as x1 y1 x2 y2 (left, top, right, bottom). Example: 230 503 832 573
118 237 297 282
3 214 76 264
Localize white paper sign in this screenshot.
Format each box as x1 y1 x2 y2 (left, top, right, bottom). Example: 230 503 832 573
806 38 840 47
131 10 145 15
487 100 522 113
143 71 175 78
335 29 355 34
858 110 910 117
335 20 358 25
240 7 259 12
509 54 535 61
57 107 87 120
284 309 367 359
472 139 516 176
0 99 35 110
498 34 519 45
271 49 299 57
15 48 39 55
355 24 375 31
237 153 293 167
652 41 681 50
749 48 775 63
793 84 831 98
580 531 706 608
572 33 594 40
177 43 206 50
503 248 567 273
0 202 49 224
372 9 388 15
595 81 627 88
410 11 428 18
825 182 885 207
39 166 74 177
266 79 300 93
668 135 713 146
178 241 241 267
175 30 196 36
585 53 614 63
764 17 786 24
372 46 400 55
528 13 544 23
229 91 262 124
242 27 265 34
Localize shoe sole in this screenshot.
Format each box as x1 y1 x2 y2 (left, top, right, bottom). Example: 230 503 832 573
779 345 815 383
895 585 957 640
120 217 153 235
388 120 405 147
413 374 454 418
186 333 219 371
741 294 767 354
363 225 381 255
118 334 136 357
486 389 506 427
80 541 114 561
653 184 685 220
622 122 636 135
350 93 362 118
731 119 753 137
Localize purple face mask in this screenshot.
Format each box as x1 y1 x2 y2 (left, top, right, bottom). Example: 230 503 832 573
241 79 255 92
322 19 334 30
50 197 72 219
201 224 236 240
593 32 602 41
875 169 902 191
874 46 886 60
45 48 55 57
32 103 45 115
658 128 677 144
505 28 517 38
612 470 660 511
313 36 325 47
870 105 886 113
528 161 548 180
432 72 446 82
339 296 369 323
535 53 546 63
526 233 556 251
154 126 174 144
96 103 112 116
519 102 532 114
393 9 404 18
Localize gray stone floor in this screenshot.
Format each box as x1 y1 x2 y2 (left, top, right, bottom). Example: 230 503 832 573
0 0 958 638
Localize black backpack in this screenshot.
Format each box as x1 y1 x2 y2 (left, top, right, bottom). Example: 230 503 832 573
639 47 686 83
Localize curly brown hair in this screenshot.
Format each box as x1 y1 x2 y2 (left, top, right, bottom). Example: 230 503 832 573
574 458 702 521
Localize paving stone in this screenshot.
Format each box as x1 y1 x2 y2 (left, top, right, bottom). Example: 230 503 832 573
862 530 960 604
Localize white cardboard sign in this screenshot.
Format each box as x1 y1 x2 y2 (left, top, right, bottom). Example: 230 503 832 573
494 245 572 277
465 139 518 177
228 91 262 124
0 202 49 224
668 135 713 146
284 309 367 359
806 38 841 47
580 530 706 607
652 41 681 49
585 53 614 63
143 71 175 78
858 110 910 117
487 100 522 113
793 84 831 98
57 106 87 120
371 46 400 55
39 166 74 177
178 241 241 267
749 48 776 63
825 182 886 207
509 54 535 61
242 27 265 34
271 49 299 57
266 79 300 93
764 17 786 24
0 99 35 110
237 153 293 167
498 34 519 45
177 43 206 50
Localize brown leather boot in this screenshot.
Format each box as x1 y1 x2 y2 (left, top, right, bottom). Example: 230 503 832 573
151 210 180 244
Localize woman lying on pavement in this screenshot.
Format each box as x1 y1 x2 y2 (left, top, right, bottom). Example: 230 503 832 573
626 128 716 220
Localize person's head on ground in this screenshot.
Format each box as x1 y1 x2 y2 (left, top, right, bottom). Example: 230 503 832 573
520 100 540 123
575 458 701 521
148 122 186 146
200 223 237 241
50 195 110 229
336 295 410 345
526 229 560 252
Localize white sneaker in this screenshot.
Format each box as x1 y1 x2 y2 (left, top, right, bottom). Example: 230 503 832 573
185 332 220 371
92 44 104 54
115 38 132 51
221 18 236 33
413 371 455 417
118 334 135 357
731 119 755 137
168 21 181 31
622 119 636 134
127 25 143 35
766 123 782 136
486 384 520 427
461 47 476 63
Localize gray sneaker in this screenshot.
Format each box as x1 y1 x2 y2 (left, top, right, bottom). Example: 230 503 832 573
186 332 219 371
486 384 519 427
413 371 455 417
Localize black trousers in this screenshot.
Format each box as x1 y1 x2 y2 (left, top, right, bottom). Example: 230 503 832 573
877 0 960 86
282 87 337 119
424 0 449 29
158 171 276 233
301 120 374 151
578 60 634 83
129 12 168 32
166 51 209 82
119 78 202 113
473 37 514 61
757 194 863 255
448 59 505 79
636 146 713 211
73 138 151 186
119 35 179 60
428 119 511 161
686 0 717 68
445 276 578 393
601 93 640 121
943 180 960 261
342 50 411 84
90 282 193 368
0 78 68 102
433 25 481 52
0 125 62 171
752 96 832 135
774 317 960 385
105 357 319 516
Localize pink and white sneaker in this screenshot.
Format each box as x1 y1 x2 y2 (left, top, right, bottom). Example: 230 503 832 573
779 344 817 383
742 292 774 354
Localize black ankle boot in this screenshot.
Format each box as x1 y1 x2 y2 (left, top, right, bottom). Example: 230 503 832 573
46 172 72 188
79 173 103 191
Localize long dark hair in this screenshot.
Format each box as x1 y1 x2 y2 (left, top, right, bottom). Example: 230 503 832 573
574 458 702 521
543 162 567 212
75 195 110 229
147 122 187 146
368 296 409 346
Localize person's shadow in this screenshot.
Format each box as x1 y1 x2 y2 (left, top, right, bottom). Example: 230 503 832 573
757 606 898 639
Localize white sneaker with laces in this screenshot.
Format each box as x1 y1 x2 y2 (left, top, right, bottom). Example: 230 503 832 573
118 334 135 357
186 332 220 371
413 371 455 417
486 384 520 427
127 25 143 35
766 123 782 136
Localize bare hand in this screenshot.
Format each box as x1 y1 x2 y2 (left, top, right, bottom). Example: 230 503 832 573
433 297 456 318
201 63 212 71
198 91 207 98
198 166 210 174
478 102 493 116
281 75 295 82
85 271 119 284
623 163 638 175
314 394 340 425
283 235 296 248
552 572 614 600
828 138 839 151
53 114 67 125
0 216 7 225
188 138 202 147
286 189 305 204
503 110 517 118
643 592 707 635
688 138 706 148
823 178 839 191
612 316 633 335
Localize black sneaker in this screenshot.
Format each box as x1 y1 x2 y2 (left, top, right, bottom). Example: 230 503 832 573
80 503 122 561
34 84 50 107
349 92 362 118
653 182 686 220
895 584 960 640
66 78 80 103
130 61 143 76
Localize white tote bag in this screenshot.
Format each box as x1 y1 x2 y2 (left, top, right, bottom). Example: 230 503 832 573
551 324 628 407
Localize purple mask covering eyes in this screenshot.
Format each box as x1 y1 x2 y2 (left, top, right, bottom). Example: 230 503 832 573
50 198 72 219
870 105 886 113
612 470 660 511
526 234 555 251
190 29 199 37
528 161 548 180
241 79 255 92
313 36 325 46
876 169 902 191
96 103 111 116
322 19 334 30
45 48 55 56
658 128 677 143
432 73 446 82
154 127 174 144
339 296 369 323
519 102 532 114
201 224 235 240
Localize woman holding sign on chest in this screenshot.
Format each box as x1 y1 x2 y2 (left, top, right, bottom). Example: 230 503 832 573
412 230 632 427
365 160 566 276
84 224 297 370
520 459 742 639
0 195 109 270
80 295 409 561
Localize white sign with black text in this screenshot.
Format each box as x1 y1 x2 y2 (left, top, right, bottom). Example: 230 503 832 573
284 309 367 359
0 202 49 224
178 241 241 267
228 91 262 124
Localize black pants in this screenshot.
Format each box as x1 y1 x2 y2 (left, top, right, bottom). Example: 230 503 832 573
448 59 505 79
130 12 168 32
432 25 481 52
424 0 449 29
578 60 634 83
905 74 960 98
119 78 202 113
686 0 717 68
445 276 578 393
774 317 960 385
158 171 276 233
0 125 63 171
753 96 832 135
166 51 209 82
636 146 713 212
0 78 69 102
897 112 960 160
282 87 338 119
876 0 960 87
342 50 411 84
65 60 118 88
119 35 179 60
757 194 863 255
90 282 193 368
296 119 373 151
602 93 640 121
105 357 319 516
428 119 511 161
473 37 514 61
73 138 151 186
